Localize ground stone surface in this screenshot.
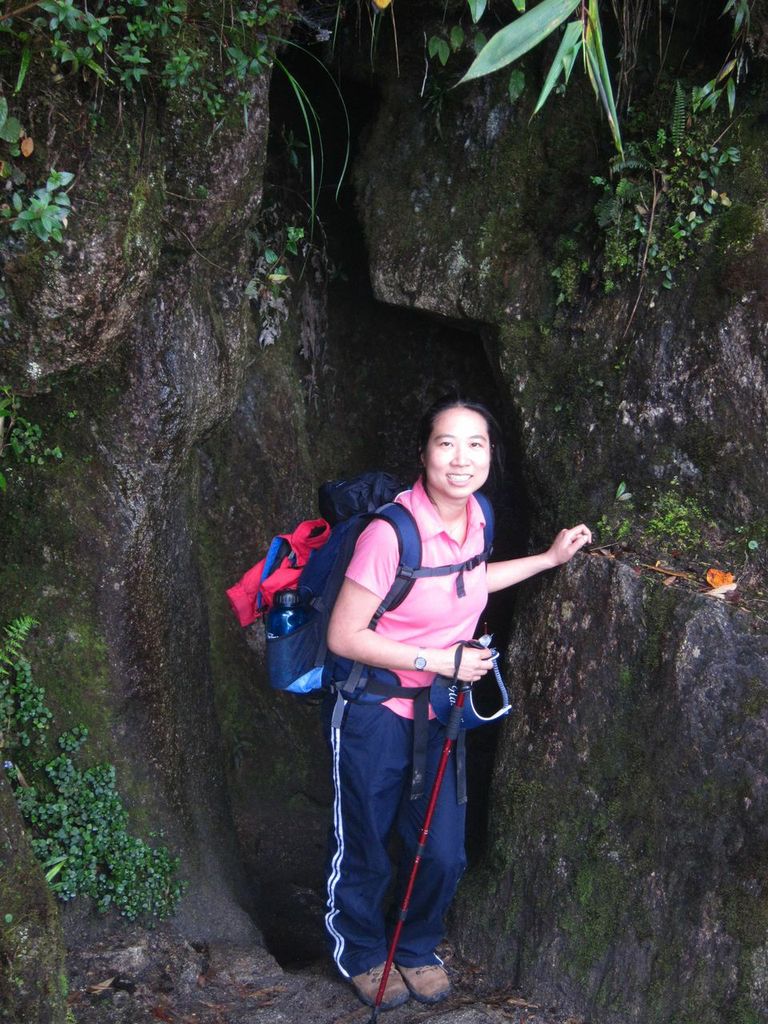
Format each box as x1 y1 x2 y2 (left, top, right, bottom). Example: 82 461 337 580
65 929 581 1024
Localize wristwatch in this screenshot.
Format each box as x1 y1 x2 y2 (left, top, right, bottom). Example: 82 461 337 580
414 650 427 671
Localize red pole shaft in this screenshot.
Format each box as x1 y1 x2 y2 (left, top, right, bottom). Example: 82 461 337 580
370 689 466 1018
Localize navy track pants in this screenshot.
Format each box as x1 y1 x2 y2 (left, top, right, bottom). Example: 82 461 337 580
324 699 467 979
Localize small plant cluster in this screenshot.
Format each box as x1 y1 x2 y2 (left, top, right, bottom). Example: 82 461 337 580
551 236 589 306
245 217 306 346
591 88 740 291
1 1 282 107
0 386 63 491
427 0 488 68
1 166 73 244
0 616 52 747
597 480 712 553
1 617 184 920
426 0 526 105
596 481 634 545
0 1 284 244
597 480 767 582
645 487 708 550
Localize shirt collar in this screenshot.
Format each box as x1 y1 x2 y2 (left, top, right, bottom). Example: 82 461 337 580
408 477 487 543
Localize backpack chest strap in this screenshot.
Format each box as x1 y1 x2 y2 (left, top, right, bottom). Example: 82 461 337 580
382 547 491 607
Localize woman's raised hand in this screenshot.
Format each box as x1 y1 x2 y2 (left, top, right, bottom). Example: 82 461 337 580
547 524 592 567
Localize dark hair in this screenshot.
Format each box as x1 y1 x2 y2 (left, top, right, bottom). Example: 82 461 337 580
416 394 506 491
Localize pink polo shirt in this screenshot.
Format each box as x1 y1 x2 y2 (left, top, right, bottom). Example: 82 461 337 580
345 478 489 719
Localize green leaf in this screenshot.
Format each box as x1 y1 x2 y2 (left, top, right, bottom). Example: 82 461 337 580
0 97 7 131
450 25 465 51
429 36 450 65
44 854 68 883
15 48 31 95
532 19 582 115
513 0 527 10
457 0 581 84
726 76 736 116
473 30 488 53
0 116 22 144
734 0 747 33
508 69 525 102
467 0 487 23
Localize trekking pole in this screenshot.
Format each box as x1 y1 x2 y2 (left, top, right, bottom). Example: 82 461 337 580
369 645 470 1023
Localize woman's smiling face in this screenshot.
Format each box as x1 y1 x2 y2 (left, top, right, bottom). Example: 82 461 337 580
421 406 491 506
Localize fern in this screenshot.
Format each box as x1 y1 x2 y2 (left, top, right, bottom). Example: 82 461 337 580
609 153 651 175
595 193 620 229
615 178 641 202
671 81 687 150
0 616 37 672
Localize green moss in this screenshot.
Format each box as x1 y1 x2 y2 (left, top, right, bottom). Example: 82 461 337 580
561 857 631 976
743 677 768 719
716 203 762 254
122 174 164 271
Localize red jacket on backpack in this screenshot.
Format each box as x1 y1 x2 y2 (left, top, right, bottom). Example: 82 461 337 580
226 518 331 626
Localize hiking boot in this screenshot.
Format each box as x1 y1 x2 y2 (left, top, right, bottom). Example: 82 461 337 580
350 963 410 1009
396 963 451 1004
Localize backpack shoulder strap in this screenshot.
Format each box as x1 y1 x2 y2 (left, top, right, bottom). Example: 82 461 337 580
367 492 496 619
367 503 422 628
474 491 494 556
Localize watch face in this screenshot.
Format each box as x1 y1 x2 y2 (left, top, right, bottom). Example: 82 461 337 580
414 655 427 671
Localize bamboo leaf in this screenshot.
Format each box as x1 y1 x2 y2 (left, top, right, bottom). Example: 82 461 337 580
513 0 527 10
532 19 582 115
584 38 623 158
467 0 487 22
585 0 623 156
457 0 581 84
726 76 736 115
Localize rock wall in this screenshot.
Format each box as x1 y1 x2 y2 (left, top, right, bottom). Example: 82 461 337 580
0 778 67 1024
349 17 768 1024
354 52 768 528
455 556 768 1023
0 63 276 953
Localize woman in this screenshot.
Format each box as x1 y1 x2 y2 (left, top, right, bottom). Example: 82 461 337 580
325 395 591 1010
